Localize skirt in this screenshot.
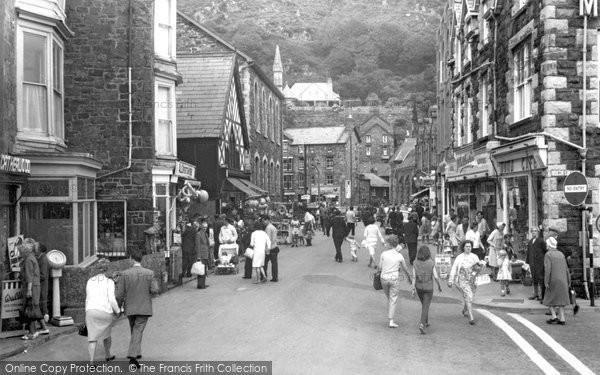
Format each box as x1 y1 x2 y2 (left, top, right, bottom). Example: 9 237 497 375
252 248 266 267
85 309 114 342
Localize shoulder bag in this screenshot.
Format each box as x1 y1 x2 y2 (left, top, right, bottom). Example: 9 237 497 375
78 323 88 337
373 271 383 290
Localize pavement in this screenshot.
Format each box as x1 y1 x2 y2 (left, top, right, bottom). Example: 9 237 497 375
1 226 598 361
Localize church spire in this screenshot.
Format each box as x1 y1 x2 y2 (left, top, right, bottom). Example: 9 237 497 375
273 45 283 91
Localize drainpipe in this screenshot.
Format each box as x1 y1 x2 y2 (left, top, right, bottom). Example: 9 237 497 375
98 0 133 179
582 14 593 305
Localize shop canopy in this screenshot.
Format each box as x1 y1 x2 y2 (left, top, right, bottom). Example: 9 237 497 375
226 177 268 198
410 188 429 200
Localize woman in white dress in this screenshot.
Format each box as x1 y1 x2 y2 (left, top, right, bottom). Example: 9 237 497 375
363 217 386 268
486 222 506 280
448 240 485 325
250 221 271 284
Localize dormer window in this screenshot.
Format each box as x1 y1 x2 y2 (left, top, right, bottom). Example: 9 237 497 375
365 135 371 144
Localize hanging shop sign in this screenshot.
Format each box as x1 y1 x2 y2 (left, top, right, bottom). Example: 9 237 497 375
174 161 196 180
0 154 30 175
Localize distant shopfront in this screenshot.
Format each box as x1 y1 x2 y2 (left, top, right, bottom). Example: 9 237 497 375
490 135 547 245
0 154 30 280
444 147 497 225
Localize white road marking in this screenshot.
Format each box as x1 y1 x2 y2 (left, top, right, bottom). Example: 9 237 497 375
476 309 560 375
508 313 596 375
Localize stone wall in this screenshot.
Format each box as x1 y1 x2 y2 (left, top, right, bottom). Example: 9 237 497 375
61 253 167 323
0 0 16 155
64 0 156 250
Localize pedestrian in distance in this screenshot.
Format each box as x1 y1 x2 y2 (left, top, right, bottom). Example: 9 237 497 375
476 211 490 252
34 242 51 329
543 237 571 325
377 235 412 328
411 246 442 334
363 217 386 268
487 221 506 281
241 219 256 279
85 258 120 364
496 249 512 296
290 217 301 247
430 215 440 247
262 216 279 282
526 226 546 302
331 209 349 263
249 221 270 284
465 222 484 260
403 213 420 265
345 206 357 236
115 249 160 369
194 219 211 289
448 240 486 325
456 216 469 252
181 219 197 277
445 214 459 257
419 214 431 244
345 234 360 262
19 240 45 340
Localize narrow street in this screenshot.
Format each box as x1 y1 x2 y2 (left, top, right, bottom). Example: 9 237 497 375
10 224 600 374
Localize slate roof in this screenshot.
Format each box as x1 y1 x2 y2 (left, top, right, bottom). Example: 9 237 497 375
391 138 416 163
177 53 235 139
359 163 391 177
362 173 390 188
284 127 349 145
285 82 341 102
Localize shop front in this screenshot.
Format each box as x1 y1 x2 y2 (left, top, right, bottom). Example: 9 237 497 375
445 147 496 225
490 135 547 249
0 154 30 280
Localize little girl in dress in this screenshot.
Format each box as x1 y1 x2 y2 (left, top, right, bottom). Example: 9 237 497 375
496 249 512 296
345 235 360 262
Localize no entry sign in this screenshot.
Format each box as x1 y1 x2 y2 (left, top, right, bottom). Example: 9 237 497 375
563 171 589 206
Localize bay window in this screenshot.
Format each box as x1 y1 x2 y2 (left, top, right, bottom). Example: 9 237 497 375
17 22 64 143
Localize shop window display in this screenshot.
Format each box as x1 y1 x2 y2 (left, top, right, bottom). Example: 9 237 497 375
97 201 126 256
21 202 74 264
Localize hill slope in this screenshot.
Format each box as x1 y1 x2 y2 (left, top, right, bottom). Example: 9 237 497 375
178 0 444 103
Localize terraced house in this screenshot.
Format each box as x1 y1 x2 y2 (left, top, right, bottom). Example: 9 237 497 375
436 0 600 283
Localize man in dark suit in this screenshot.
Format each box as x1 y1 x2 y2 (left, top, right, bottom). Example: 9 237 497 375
330 209 349 262
195 218 211 289
526 227 547 301
116 249 159 368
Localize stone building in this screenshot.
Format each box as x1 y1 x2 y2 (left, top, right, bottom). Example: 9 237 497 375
356 115 394 178
176 12 284 203
282 126 360 206
283 79 341 107
390 138 417 205
436 0 600 268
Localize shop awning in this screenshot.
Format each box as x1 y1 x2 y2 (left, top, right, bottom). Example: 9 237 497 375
226 177 267 197
410 188 429 200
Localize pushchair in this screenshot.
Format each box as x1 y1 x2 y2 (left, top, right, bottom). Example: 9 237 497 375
215 243 239 275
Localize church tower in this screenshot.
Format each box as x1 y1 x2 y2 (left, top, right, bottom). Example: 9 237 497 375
273 45 283 91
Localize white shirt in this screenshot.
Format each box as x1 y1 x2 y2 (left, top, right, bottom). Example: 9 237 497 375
85 274 120 314
304 212 315 224
364 224 385 246
378 248 406 280
250 230 271 254
465 229 481 249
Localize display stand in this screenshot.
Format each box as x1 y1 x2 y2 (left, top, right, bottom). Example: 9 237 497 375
0 280 27 338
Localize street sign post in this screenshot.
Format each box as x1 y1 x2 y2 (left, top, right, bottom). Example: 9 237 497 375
563 171 589 206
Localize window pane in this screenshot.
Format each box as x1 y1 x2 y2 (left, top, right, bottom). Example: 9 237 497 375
23 84 48 132
156 25 171 56
26 180 70 197
21 202 74 265
23 33 46 84
53 92 63 138
155 0 171 24
52 42 62 92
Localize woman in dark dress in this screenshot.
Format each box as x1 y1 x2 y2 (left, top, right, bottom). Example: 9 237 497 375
19 240 45 340
241 219 256 279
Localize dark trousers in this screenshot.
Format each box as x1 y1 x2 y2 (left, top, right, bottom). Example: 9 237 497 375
182 253 195 277
333 237 344 261
416 289 433 325
264 247 279 280
533 279 546 299
347 222 355 236
472 248 485 261
407 242 418 265
213 243 220 263
244 255 253 278
127 315 149 358
196 259 208 288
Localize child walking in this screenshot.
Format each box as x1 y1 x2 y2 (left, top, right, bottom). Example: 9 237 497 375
345 235 360 262
496 249 512 296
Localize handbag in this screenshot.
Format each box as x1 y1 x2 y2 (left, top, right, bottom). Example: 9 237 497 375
78 323 88 337
190 261 205 276
372 271 383 290
475 274 491 286
244 247 254 259
569 287 577 305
